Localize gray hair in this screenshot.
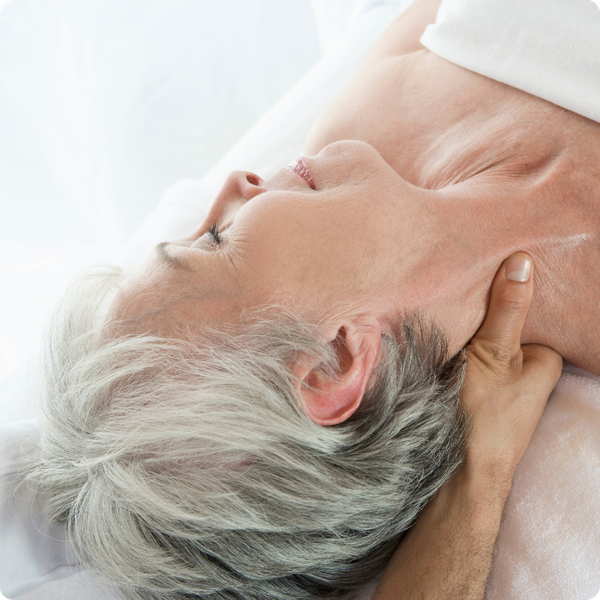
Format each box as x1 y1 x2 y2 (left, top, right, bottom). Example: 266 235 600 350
25 265 468 600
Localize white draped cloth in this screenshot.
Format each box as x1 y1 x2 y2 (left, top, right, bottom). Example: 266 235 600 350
421 0 600 124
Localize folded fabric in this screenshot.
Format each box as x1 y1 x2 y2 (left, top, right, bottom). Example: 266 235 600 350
420 0 600 124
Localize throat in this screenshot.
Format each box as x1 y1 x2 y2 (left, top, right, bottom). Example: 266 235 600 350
400 101 566 192
434 158 600 377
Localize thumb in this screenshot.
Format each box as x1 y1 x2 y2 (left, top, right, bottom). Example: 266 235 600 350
470 252 534 362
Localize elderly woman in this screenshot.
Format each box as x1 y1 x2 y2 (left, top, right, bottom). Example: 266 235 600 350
29 0 597 598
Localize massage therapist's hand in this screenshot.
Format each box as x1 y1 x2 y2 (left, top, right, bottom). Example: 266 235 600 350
371 253 563 600
460 252 563 487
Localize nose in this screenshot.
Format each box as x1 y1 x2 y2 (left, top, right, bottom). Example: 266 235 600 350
197 171 265 235
220 170 265 203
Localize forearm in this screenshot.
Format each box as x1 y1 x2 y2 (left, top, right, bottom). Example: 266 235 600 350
370 253 561 599
371 462 511 600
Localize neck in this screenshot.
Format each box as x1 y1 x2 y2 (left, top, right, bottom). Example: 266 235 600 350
419 169 600 376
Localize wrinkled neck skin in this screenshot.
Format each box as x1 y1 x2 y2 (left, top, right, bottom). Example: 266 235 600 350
422 169 600 376
306 51 600 376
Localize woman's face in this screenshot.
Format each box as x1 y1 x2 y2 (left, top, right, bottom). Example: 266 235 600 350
110 140 465 346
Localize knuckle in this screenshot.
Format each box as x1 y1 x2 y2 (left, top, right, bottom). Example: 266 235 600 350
467 338 517 368
496 288 528 313
525 344 562 365
541 348 563 370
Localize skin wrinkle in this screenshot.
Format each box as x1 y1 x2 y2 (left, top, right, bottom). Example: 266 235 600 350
528 235 588 360
156 242 193 271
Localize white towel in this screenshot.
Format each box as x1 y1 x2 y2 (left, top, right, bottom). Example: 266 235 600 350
420 0 600 124
484 364 600 599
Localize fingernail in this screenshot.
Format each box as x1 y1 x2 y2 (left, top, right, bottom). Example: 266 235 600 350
505 254 532 282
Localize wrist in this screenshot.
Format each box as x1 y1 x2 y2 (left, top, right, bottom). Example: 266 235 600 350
448 456 514 512
372 457 510 600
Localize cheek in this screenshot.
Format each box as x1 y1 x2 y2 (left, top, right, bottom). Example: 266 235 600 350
235 185 392 292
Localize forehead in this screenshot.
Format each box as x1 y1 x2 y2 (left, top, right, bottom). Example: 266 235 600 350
106 259 241 338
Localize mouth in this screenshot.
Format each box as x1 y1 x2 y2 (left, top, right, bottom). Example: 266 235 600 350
286 157 316 189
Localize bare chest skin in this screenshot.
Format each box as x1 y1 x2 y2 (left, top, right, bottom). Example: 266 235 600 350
305 50 600 375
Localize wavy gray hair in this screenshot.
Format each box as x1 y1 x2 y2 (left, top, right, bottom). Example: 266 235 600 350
26 265 468 600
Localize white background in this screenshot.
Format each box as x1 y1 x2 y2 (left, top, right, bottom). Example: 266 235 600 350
0 0 321 393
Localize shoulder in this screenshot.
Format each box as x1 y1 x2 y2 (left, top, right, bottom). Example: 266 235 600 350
359 0 442 66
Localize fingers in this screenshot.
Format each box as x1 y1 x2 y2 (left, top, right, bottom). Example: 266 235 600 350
469 253 534 362
522 343 564 388
460 252 564 479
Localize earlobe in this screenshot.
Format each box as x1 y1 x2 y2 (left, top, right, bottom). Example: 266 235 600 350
293 320 382 426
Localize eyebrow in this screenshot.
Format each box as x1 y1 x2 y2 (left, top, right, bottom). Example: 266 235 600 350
154 242 194 271
153 241 238 305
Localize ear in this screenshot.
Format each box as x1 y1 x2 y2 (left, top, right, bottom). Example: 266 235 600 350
292 318 382 426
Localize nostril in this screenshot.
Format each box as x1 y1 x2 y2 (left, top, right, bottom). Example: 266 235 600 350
246 173 261 186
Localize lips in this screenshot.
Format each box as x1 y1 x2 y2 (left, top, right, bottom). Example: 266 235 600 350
286 157 316 189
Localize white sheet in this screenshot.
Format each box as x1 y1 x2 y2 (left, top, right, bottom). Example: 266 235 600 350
0 421 79 598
